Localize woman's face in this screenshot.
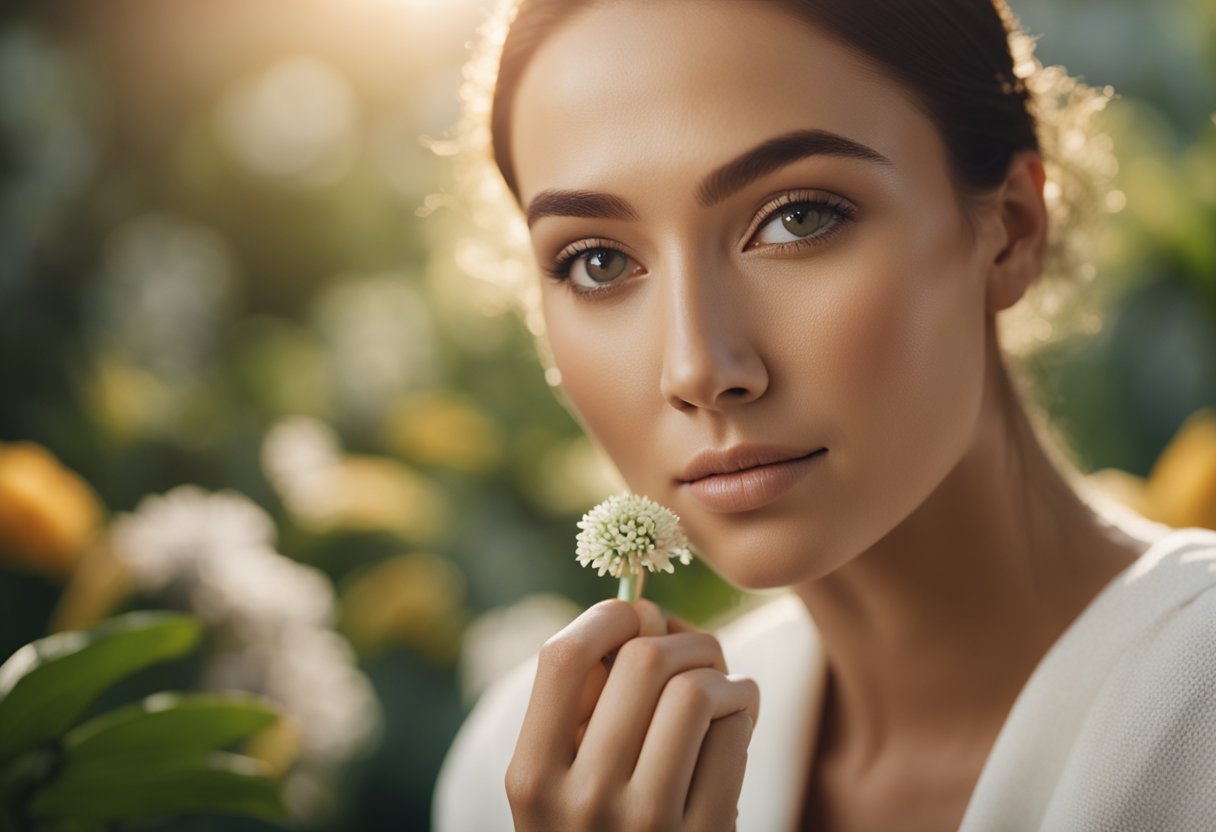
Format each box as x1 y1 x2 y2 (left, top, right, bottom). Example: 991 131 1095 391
511 0 1008 589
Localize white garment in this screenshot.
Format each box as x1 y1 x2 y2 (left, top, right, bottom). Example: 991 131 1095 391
433 524 1216 831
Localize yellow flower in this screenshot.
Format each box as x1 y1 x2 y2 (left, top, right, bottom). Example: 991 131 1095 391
339 553 467 662
0 442 104 579
1089 408 1216 531
385 391 502 474
1142 408 1216 529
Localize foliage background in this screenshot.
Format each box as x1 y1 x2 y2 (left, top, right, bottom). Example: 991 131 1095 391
0 0 1213 829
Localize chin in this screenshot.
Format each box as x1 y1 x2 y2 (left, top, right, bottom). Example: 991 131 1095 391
684 517 853 591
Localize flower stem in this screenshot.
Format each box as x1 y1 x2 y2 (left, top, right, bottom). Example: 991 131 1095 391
617 570 645 602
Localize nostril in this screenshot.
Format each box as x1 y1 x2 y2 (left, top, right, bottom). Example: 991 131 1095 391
725 387 749 398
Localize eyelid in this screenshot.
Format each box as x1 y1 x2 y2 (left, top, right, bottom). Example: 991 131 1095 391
741 189 857 252
543 236 647 299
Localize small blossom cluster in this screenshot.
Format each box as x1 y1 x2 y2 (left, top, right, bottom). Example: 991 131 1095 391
575 493 693 578
109 485 379 822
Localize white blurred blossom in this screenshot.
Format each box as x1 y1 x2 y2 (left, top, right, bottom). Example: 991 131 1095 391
110 486 275 594
108 485 379 821
312 275 439 421
260 416 344 521
96 212 235 379
215 57 357 186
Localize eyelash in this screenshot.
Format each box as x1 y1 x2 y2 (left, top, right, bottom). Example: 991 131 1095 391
745 190 857 252
543 190 857 298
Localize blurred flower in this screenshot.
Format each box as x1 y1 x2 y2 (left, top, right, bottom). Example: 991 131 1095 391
1142 407 1216 528
262 416 450 542
386 390 503 474
261 417 344 523
86 359 174 443
215 56 357 187
109 485 277 599
106 485 379 822
95 211 235 381
0 442 104 579
51 541 135 633
458 594 580 705
339 552 467 662
576 494 694 579
1090 408 1216 529
312 275 440 424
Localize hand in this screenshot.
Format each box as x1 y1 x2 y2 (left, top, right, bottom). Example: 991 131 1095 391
505 598 759 831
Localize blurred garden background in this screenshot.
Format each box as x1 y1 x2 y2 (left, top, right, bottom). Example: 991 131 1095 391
0 0 1214 829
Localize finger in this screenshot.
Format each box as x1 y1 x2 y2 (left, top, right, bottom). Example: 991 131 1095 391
682 710 755 831
663 612 698 634
515 599 644 768
632 670 759 806
633 599 666 637
575 633 728 780
603 599 668 672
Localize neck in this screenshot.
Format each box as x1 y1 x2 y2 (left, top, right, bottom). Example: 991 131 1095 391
791 324 1147 768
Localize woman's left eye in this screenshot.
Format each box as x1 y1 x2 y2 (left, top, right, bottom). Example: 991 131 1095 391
748 199 851 249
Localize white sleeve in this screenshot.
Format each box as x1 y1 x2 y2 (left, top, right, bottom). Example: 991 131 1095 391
432 655 537 832
1042 586 1216 831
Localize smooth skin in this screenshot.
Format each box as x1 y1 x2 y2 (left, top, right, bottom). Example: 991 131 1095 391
504 2 1149 830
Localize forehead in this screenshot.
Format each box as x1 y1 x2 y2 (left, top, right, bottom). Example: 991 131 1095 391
510 0 945 206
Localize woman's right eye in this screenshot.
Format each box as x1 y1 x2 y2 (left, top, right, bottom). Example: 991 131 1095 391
550 244 643 294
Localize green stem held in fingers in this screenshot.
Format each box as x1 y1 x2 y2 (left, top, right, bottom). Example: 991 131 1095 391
617 570 645 602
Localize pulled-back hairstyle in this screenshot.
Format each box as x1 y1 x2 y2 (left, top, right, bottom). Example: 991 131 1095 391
490 0 1039 207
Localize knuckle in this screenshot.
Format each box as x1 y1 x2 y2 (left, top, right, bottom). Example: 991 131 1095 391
693 631 727 666
629 802 675 832
735 675 761 715
566 779 614 827
504 761 547 812
666 670 713 714
538 632 582 668
616 637 665 674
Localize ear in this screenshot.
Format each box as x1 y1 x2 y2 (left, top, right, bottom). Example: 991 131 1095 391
985 150 1048 313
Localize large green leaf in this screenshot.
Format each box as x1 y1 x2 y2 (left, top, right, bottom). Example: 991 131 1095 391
27 751 284 822
63 693 279 764
0 613 203 766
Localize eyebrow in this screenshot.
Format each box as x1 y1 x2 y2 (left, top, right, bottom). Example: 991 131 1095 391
697 129 893 205
525 191 638 228
525 129 893 227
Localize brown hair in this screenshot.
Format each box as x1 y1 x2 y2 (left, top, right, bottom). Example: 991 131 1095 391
489 0 1040 206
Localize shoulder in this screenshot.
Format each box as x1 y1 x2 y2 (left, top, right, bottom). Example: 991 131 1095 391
432 653 535 832
1048 529 1216 829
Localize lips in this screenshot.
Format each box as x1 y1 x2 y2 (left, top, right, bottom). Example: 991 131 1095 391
678 444 828 513
677 445 826 484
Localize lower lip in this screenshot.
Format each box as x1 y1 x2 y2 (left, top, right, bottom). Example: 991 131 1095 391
684 449 828 513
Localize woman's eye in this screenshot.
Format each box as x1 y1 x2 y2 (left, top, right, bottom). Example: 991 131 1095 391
567 248 636 289
751 202 839 247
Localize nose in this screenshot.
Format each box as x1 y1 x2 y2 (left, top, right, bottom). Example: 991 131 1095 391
658 259 769 412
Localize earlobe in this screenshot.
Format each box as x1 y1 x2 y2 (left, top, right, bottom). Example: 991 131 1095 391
986 151 1049 313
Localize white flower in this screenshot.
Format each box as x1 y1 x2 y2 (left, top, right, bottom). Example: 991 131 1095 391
109 484 379 822
575 493 693 578
110 485 276 592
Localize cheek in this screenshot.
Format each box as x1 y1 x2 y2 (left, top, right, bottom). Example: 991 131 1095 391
807 220 987 496
542 294 662 483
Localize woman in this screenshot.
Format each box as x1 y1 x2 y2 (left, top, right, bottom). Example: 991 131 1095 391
435 1 1216 829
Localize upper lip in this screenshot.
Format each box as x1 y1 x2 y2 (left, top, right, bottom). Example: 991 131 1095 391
677 444 825 483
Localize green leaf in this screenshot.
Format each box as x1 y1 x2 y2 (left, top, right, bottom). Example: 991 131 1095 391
0 613 203 767
27 751 284 822
62 693 279 764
